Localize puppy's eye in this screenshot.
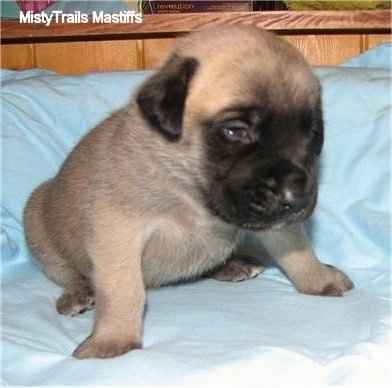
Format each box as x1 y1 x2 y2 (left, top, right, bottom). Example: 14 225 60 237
222 125 252 143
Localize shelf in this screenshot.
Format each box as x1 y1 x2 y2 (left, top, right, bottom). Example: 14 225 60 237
2 10 391 43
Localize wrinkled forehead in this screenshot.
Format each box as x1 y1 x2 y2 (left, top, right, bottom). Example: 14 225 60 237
184 53 320 122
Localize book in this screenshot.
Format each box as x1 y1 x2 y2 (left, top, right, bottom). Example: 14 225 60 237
141 1 253 14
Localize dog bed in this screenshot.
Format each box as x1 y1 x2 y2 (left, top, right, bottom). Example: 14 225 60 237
2 44 391 385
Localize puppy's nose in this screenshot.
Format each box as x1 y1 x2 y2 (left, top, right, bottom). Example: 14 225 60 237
281 168 311 212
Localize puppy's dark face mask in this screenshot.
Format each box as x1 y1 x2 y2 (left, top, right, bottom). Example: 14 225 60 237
202 103 323 230
137 54 324 230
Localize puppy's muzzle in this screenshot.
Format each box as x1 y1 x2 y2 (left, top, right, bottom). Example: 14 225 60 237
248 160 313 214
213 158 317 230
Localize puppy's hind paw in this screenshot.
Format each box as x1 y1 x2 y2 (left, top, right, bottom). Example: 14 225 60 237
209 255 264 282
56 285 95 316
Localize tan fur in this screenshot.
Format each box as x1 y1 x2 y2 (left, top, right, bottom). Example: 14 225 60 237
257 224 353 296
180 26 320 125
24 25 353 359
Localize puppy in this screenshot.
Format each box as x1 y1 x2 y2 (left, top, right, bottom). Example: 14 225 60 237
24 25 354 359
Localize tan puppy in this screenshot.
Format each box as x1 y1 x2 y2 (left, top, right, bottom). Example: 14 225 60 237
24 25 354 359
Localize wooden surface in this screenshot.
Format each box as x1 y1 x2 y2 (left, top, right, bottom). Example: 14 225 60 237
1 10 391 72
2 10 391 41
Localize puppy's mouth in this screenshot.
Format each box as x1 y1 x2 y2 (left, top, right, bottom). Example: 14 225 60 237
207 188 316 230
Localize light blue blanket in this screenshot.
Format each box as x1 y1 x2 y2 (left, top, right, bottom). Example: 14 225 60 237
1 44 391 385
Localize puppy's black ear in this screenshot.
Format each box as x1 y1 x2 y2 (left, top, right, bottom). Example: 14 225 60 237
313 104 324 155
136 56 198 141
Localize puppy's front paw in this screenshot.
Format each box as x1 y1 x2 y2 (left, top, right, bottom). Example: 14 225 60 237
319 265 355 296
73 335 142 359
299 265 354 297
210 255 264 282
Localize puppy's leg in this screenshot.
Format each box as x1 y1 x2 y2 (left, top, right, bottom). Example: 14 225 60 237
73 204 145 359
28 237 95 317
258 224 354 296
209 255 264 282
36 253 95 317
24 183 95 316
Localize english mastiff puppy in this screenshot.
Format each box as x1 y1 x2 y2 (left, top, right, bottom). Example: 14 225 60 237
24 25 354 359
